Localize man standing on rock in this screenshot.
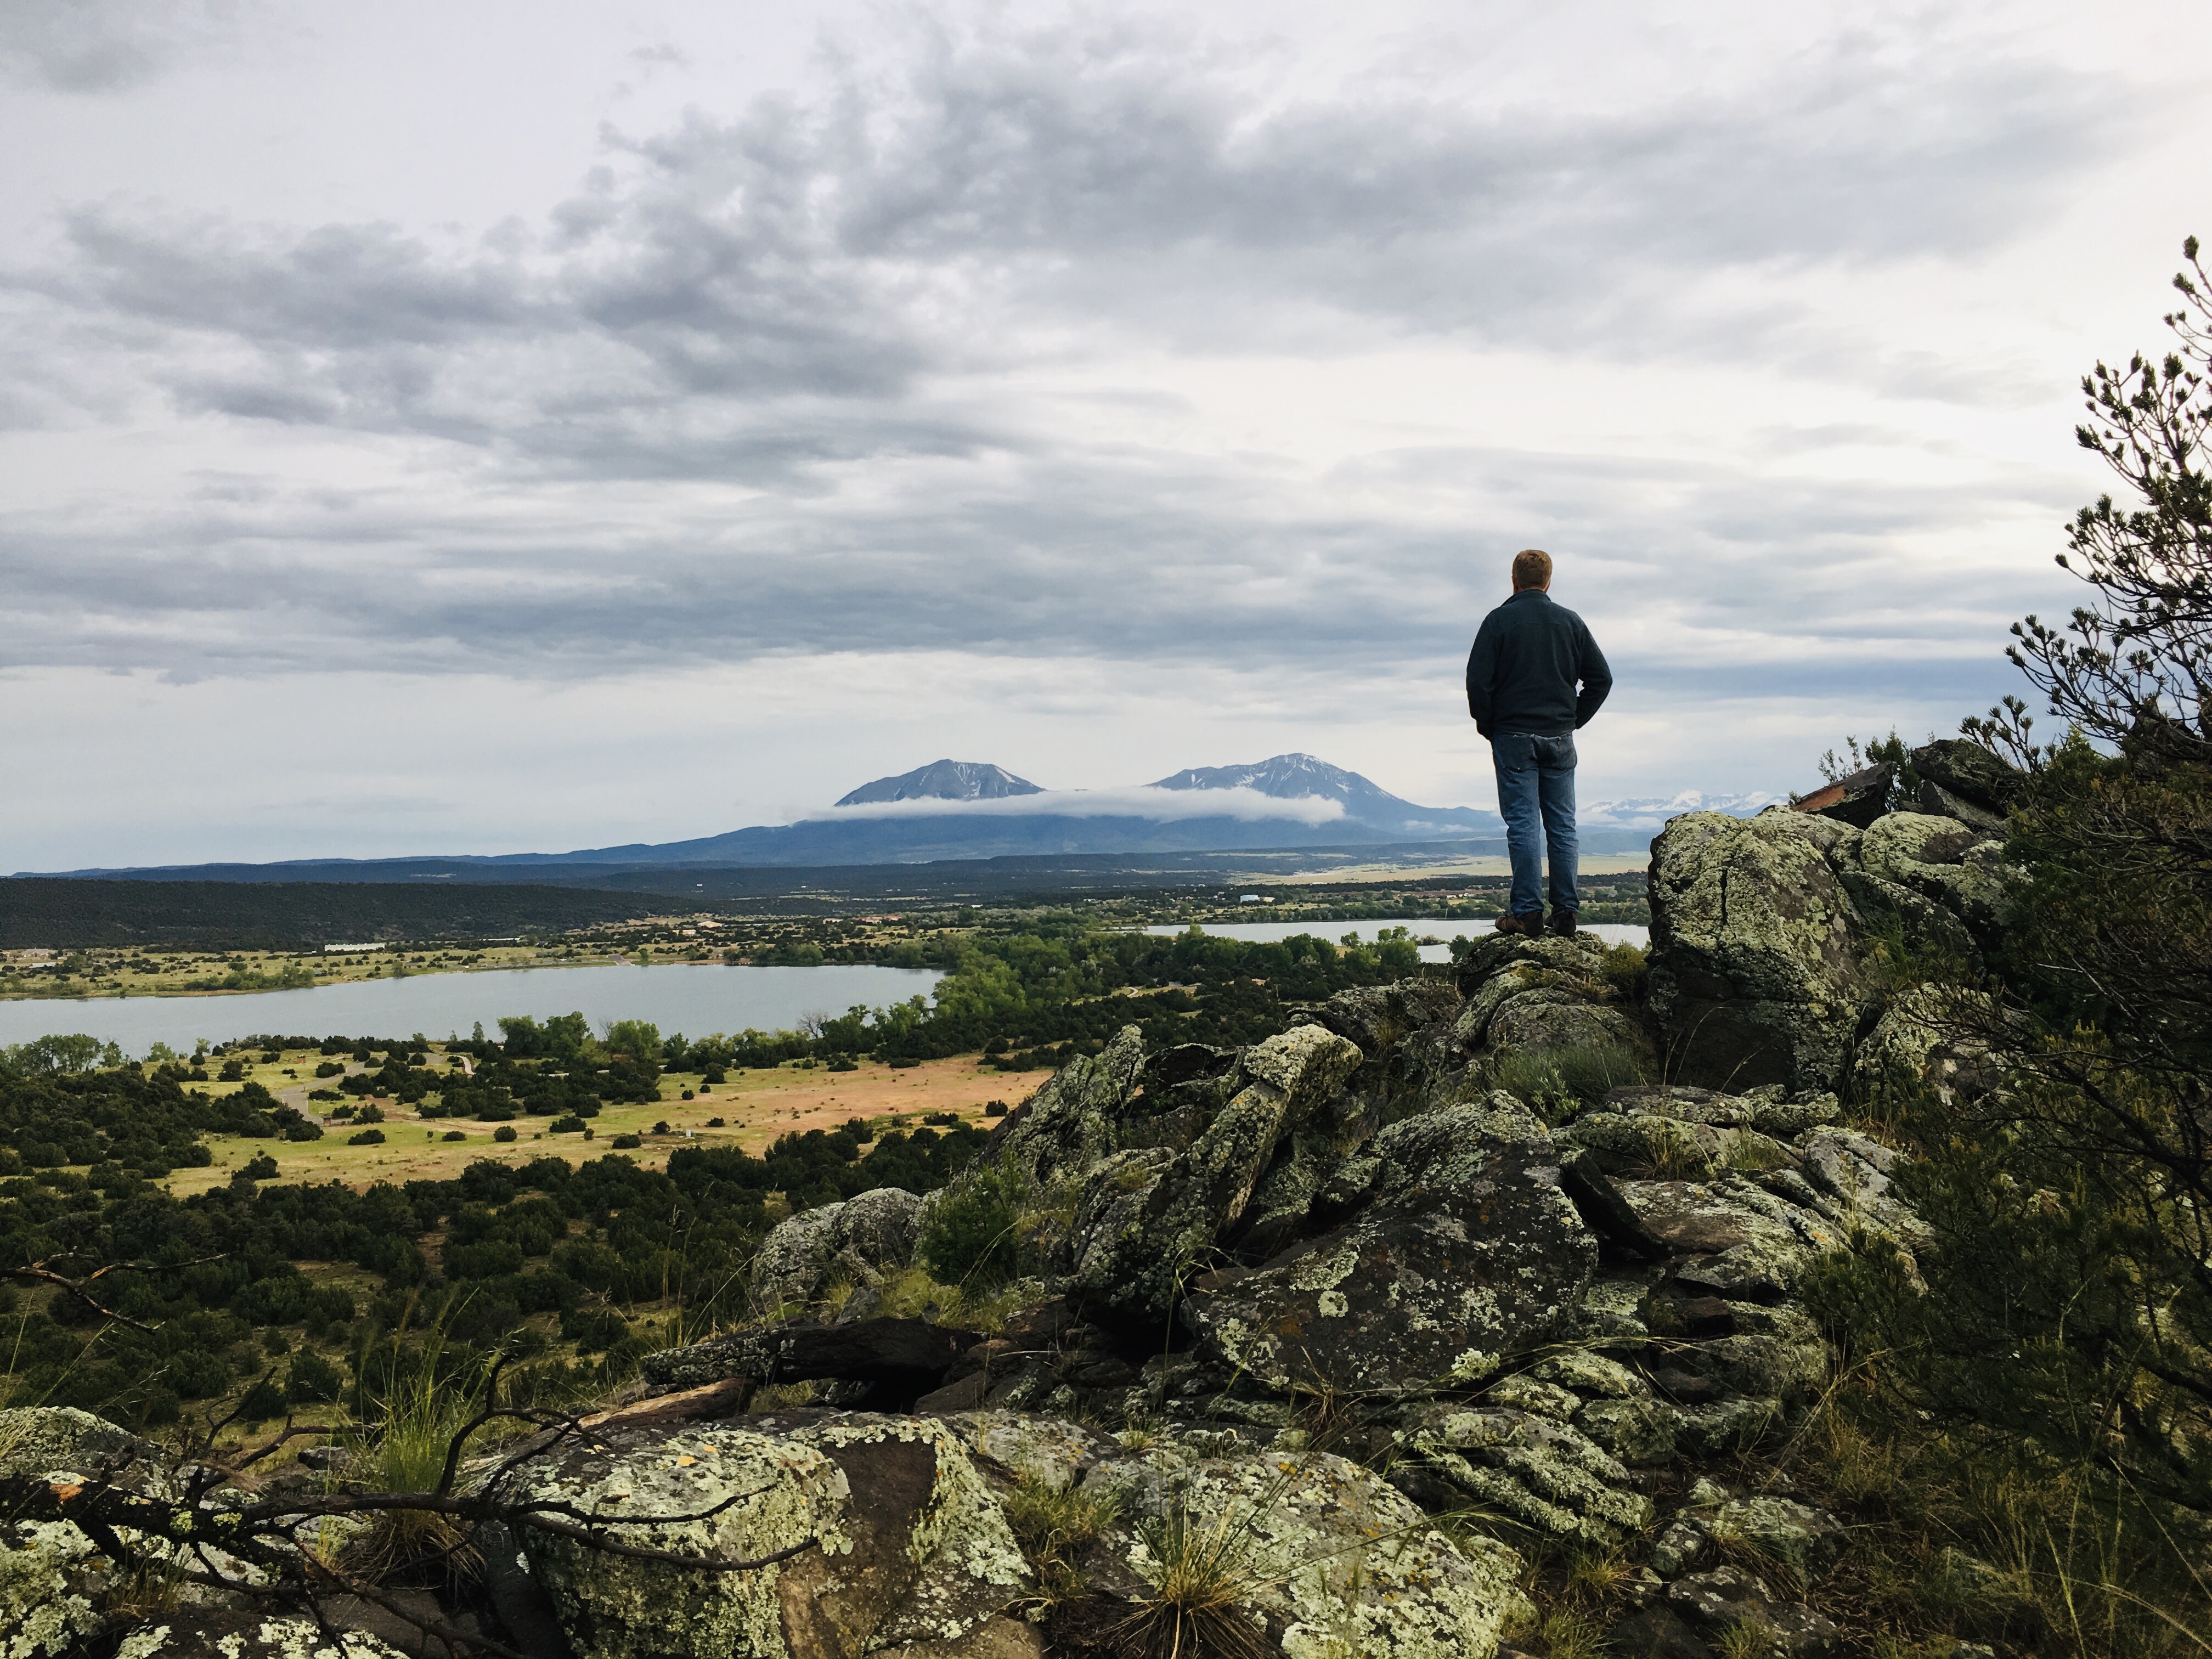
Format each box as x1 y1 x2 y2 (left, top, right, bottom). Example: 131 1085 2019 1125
1465 548 1612 937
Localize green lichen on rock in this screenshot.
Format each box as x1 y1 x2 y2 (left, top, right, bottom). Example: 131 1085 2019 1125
1188 1098 1596 1395
520 1413 1031 1659
108 1616 410 1658
1085 1443 1524 1659
1073 1025 1362 1316
1646 809 1873 1092
520 1423 848 1659
1392 1407 1654 1545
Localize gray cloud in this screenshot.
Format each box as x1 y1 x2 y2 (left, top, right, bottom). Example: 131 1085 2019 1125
0 0 246 92
0 12 2128 706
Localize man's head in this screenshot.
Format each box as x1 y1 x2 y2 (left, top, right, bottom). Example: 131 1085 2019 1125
1511 548 1553 592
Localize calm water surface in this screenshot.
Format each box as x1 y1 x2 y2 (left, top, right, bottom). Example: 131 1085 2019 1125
0 963 943 1054
1142 918 1650 962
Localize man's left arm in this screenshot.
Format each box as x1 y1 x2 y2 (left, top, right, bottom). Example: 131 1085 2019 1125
1573 620 1612 727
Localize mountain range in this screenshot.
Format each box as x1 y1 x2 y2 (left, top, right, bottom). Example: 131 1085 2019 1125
21 754 1703 882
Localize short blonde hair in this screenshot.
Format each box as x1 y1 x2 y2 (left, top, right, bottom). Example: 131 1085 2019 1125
1511 548 1553 590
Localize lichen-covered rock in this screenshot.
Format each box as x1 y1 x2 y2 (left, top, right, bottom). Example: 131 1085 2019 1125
1667 1565 1846 1655
1573 1397 1680 1467
1388 1404 1655 1544
1603 1176 1830 1298
934 1412 1119 1494
1452 934 1650 1059
1910 738 2024 812
1081 1443 1527 1659
749 1187 924 1313
516 1411 1029 1659
1070 1025 1362 1316
978 1026 1149 1192
1852 986 2001 1110
1186 1096 1596 1395
109 1616 410 1658
1531 1349 1647 1397
2 1519 104 1659
2 1407 189 1659
1708 1496 1847 1577
1294 978 1463 1062
1647 810 1872 1092
1793 1127 1930 1251
1859 813 2013 932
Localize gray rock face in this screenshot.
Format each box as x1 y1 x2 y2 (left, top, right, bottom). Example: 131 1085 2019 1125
1910 738 2024 811
749 1186 924 1313
2 1407 182 1659
1184 1096 1597 1393
979 1025 1150 1193
1647 810 1872 1092
1453 933 1650 1058
515 1410 1031 1659
1069 1024 1363 1317
106 1616 411 1658
1079 1437 1527 1659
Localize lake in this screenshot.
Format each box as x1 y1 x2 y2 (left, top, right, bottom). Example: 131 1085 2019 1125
1142 918 1650 962
0 963 944 1056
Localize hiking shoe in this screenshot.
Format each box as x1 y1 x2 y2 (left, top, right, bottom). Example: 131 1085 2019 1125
1494 912 1544 937
1547 910 1579 938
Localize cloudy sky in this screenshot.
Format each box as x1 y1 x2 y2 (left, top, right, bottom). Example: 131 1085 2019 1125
4 0 2207 870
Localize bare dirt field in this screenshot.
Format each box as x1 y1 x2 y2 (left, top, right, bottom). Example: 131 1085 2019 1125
162 1052 1034 1197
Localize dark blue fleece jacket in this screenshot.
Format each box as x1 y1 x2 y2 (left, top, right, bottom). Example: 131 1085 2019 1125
1464 589 1612 738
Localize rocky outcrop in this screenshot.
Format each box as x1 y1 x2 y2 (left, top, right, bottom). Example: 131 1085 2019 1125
749 1186 925 1313
1647 802 2014 1093
1064 1024 1363 1318
19 762 2004 1659
1452 932 1651 1057
515 1409 1032 1659
1647 810 1872 1091
1183 1094 1596 1395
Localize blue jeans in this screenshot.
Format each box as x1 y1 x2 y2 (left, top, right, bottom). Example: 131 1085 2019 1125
1492 733 1578 918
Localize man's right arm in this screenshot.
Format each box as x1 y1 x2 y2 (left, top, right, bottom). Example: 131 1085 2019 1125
1465 619 1497 737
1573 619 1613 727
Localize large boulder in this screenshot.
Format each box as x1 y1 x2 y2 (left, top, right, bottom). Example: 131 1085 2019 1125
1454 933 1649 1057
1858 812 2013 934
1068 1024 1363 1317
1910 738 2024 812
1079 1440 1528 1659
977 1026 1149 1193
1183 1095 1598 1394
749 1187 925 1314
514 1409 1031 1659
1646 810 1872 1092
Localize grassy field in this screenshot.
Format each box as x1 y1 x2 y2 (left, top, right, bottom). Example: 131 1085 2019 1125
160 1043 1020 1197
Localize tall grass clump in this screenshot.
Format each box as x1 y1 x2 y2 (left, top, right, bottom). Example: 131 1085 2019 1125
1006 1473 1120 1606
1486 1040 1648 1121
1114 1498 1280 1659
342 1323 505 1580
